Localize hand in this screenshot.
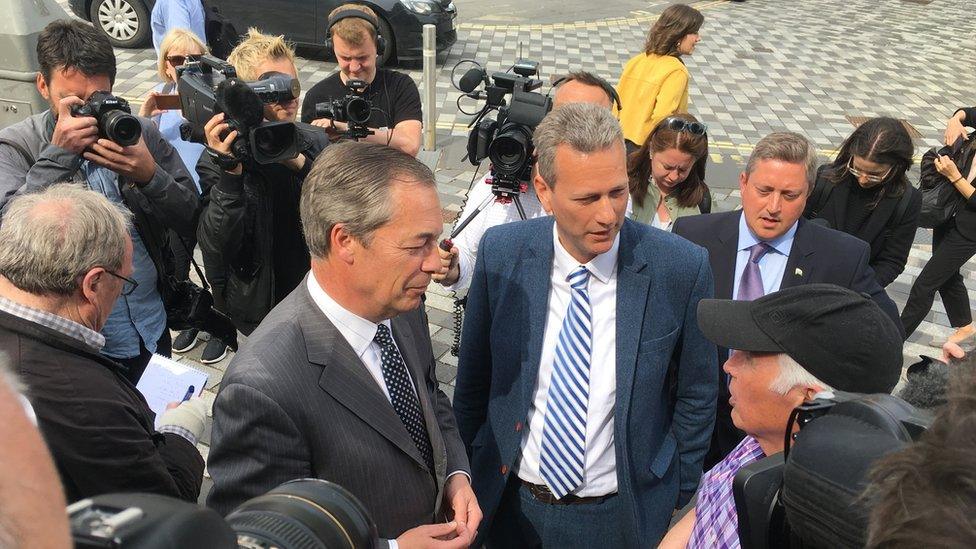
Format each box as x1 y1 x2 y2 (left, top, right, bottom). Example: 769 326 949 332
941 341 966 362
945 112 969 146
158 396 209 440
311 117 346 139
443 474 482 537
83 138 157 184
396 521 473 549
51 96 99 155
280 153 306 172
139 91 163 118
432 245 460 286
933 154 964 183
204 112 239 157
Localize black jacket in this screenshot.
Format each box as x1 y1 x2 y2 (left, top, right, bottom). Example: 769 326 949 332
673 212 902 467
196 125 329 334
937 107 976 241
804 166 921 287
1 309 204 503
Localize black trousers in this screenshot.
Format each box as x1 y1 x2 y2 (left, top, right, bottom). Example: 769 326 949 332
901 221 976 337
116 329 172 386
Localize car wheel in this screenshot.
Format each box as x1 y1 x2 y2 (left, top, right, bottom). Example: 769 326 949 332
377 16 395 67
89 0 151 49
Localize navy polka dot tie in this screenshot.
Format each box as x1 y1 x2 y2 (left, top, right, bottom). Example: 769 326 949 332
374 324 434 473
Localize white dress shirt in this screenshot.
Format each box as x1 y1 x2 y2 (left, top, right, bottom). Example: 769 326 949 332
306 276 416 402
732 211 798 299
517 224 620 496
446 173 547 292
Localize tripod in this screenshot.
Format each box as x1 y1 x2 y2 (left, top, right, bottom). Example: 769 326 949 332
447 180 527 242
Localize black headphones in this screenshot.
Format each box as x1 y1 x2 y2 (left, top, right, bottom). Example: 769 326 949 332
326 9 387 59
550 74 622 111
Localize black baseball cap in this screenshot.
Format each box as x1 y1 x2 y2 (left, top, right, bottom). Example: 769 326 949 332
697 284 902 394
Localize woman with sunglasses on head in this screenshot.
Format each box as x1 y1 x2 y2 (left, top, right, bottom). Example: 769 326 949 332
616 3 703 152
628 113 711 231
803 117 920 289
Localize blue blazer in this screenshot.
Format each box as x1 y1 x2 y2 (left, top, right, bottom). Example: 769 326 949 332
453 217 718 546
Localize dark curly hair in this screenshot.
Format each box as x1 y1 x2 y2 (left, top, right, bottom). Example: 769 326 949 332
37 19 116 86
825 117 914 208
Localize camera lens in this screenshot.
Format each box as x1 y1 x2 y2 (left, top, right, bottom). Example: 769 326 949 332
346 97 371 126
488 123 532 175
225 479 377 549
102 110 142 146
250 122 298 164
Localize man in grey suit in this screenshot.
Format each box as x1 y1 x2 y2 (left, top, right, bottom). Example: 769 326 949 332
453 104 718 547
207 142 481 548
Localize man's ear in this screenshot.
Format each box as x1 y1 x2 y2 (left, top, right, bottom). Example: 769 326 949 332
330 223 358 264
739 170 748 193
534 172 553 214
79 268 104 304
36 72 50 101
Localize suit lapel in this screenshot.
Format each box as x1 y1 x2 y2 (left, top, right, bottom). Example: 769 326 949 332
826 182 850 231
300 286 429 471
782 219 815 288
521 219 556 410
713 211 740 299
614 222 651 424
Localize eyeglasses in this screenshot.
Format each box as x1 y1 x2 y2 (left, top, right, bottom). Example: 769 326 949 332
659 117 708 136
847 157 893 184
105 270 139 296
165 54 201 67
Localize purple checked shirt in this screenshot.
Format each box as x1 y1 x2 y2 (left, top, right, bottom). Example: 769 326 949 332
688 436 766 548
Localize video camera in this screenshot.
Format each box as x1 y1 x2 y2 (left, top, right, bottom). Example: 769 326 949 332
177 55 302 165
313 79 374 140
733 392 932 549
455 59 553 199
69 478 378 549
71 91 142 147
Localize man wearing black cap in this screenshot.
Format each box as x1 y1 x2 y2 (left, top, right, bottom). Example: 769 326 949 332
659 284 903 549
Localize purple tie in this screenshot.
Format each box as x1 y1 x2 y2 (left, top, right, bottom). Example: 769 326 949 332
736 243 772 301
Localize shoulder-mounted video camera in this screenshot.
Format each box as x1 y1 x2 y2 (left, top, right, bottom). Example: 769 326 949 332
733 392 932 549
454 59 553 197
177 55 302 165
313 79 374 140
71 91 142 147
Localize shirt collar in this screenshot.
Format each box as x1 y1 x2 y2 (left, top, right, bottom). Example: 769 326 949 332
0 296 105 351
306 275 390 358
551 223 620 285
737 211 798 256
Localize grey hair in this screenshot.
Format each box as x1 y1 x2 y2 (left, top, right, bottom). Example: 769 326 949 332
770 353 834 395
533 102 624 187
745 132 820 190
0 184 130 296
301 141 436 258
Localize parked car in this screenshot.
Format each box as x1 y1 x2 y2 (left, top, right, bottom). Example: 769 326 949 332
67 0 457 66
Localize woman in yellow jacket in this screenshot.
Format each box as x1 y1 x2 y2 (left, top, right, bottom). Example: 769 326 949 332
617 3 704 151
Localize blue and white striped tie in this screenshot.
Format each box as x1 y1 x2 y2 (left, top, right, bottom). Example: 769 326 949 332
539 265 592 499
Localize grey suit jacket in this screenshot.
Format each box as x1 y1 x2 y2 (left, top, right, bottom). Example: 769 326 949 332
207 277 470 539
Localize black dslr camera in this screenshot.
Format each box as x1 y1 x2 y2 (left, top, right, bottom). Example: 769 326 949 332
313 79 373 140
733 392 932 549
456 59 553 197
70 91 142 147
69 479 379 549
177 55 302 164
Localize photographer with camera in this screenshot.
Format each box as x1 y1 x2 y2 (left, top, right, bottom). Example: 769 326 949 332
434 71 618 291
659 284 903 549
300 4 422 156
0 185 206 504
196 28 329 337
0 19 199 385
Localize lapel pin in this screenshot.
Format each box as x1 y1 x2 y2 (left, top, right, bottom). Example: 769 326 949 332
795 268 803 277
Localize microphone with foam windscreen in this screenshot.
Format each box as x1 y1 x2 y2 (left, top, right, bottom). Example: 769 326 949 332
458 67 488 94
215 77 265 131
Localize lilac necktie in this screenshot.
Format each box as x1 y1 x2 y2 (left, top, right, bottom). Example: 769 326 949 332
736 243 772 301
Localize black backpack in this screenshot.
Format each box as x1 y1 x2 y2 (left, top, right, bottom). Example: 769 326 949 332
202 1 240 60
918 133 976 229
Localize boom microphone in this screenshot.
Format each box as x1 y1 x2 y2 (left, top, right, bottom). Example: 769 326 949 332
458 67 488 94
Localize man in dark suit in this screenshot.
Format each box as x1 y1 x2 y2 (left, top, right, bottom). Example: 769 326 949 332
673 131 902 469
453 103 718 547
207 142 480 548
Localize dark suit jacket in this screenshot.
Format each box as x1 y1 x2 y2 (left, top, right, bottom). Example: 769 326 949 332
673 211 902 465
804 169 922 287
207 277 470 540
1 309 204 503
453 217 718 546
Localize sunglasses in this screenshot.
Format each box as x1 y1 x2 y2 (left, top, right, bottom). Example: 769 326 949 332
165 54 202 67
847 157 893 184
659 117 708 136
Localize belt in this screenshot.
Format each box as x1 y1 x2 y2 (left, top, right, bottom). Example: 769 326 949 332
520 480 616 505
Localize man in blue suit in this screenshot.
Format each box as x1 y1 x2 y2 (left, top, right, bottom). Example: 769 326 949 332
453 103 718 547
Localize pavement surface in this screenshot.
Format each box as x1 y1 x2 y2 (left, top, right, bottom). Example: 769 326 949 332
54 0 976 501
